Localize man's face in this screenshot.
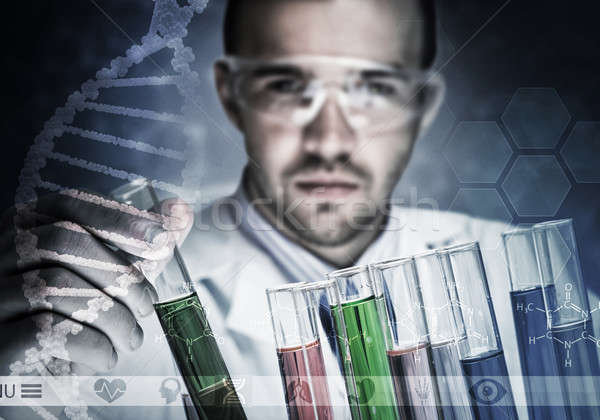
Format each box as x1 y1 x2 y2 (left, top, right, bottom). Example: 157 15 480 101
221 0 434 246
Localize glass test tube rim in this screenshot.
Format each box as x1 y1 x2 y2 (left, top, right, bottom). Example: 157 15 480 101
411 248 439 260
437 240 480 255
445 241 504 356
111 178 195 300
437 240 499 337
369 255 417 308
533 217 590 328
266 281 314 350
369 255 414 271
532 218 573 230
299 279 336 291
267 283 324 420
265 281 310 295
501 227 541 292
156 291 197 305
326 263 369 280
411 248 467 345
327 264 374 305
370 256 431 351
501 225 532 239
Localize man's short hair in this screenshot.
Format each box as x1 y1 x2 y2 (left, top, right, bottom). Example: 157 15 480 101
223 0 437 68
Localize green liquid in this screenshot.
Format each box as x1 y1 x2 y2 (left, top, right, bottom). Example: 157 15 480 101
332 295 399 420
154 292 247 420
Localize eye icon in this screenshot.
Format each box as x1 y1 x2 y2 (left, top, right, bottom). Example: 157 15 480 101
469 379 507 405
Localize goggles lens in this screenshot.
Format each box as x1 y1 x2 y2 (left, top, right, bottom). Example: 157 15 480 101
225 56 437 131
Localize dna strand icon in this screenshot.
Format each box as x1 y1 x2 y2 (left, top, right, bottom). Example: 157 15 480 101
9 1 213 419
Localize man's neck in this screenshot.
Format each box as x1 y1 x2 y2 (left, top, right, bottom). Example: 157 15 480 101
243 174 387 268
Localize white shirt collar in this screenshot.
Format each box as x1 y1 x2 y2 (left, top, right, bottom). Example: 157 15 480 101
231 182 417 282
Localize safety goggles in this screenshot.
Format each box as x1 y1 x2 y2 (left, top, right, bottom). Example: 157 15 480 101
217 55 443 133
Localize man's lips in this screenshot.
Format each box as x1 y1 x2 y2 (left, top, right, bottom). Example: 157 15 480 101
294 179 360 198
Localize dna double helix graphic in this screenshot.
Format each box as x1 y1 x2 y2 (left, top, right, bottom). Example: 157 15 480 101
10 1 213 419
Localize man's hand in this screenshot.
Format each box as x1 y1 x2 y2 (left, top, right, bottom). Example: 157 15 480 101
0 189 193 375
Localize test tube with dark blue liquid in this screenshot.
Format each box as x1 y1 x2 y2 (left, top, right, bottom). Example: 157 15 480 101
532 219 600 417
439 242 517 420
503 227 569 419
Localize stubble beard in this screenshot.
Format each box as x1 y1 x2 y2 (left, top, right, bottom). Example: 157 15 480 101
279 189 383 247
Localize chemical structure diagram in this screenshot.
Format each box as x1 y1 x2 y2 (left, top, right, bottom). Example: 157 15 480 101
515 282 600 368
156 295 226 363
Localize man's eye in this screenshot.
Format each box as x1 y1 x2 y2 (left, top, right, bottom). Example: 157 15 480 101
265 78 305 94
365 81 398 97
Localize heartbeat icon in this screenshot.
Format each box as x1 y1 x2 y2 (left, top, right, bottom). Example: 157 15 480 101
93 378 127 403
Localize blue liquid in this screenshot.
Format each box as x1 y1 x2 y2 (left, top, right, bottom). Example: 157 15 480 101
511 286 569 419
461 350 518 420
552 320 600 418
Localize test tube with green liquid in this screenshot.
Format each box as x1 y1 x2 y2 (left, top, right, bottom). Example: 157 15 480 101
111 179 247 420
327 265 400 420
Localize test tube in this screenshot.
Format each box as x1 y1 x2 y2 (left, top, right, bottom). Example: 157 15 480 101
110 180 246 420
301 280 353 420
370 257 443 419
532 219 600 415
440 242 517 419
266 282 334 420
502 227 569 419
327 265 400 420
412 251 475 419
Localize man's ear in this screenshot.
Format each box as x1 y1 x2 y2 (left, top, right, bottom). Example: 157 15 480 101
417 73 446 136
214 60 244 131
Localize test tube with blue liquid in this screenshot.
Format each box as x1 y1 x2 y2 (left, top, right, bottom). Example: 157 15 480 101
503 226 569 419
439 242 517 419
412 251 475 420
370 257 444 420
532 219 600 417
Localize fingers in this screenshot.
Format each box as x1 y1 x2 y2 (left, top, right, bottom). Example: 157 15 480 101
3 190 195 264
0 268 144 353
59 318 118 372
2 313 117 373
121 198 194 281
11 224 159 318
9 190 187 260
158 198 194 246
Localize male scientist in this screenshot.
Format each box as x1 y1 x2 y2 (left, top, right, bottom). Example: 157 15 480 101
0 0 531 419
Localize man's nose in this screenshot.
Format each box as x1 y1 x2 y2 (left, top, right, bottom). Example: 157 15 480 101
302 95 357 162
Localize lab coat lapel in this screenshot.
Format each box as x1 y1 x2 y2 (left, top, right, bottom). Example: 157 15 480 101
222 186 334 342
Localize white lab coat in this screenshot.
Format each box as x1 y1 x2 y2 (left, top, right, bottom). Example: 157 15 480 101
84 185 599 420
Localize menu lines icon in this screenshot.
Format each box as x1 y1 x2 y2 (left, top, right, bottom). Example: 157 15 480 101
21 383 42 399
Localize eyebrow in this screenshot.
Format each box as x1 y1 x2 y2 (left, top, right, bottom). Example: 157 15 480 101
250 65 304 78
360 69 403 79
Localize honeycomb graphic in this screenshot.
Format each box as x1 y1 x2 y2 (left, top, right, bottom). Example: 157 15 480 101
435 86 593 222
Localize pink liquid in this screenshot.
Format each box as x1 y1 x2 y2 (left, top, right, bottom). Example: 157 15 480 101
387 344 443 420
277 340 333 420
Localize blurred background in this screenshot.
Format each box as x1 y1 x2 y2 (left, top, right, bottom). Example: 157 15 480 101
1 0 599 295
